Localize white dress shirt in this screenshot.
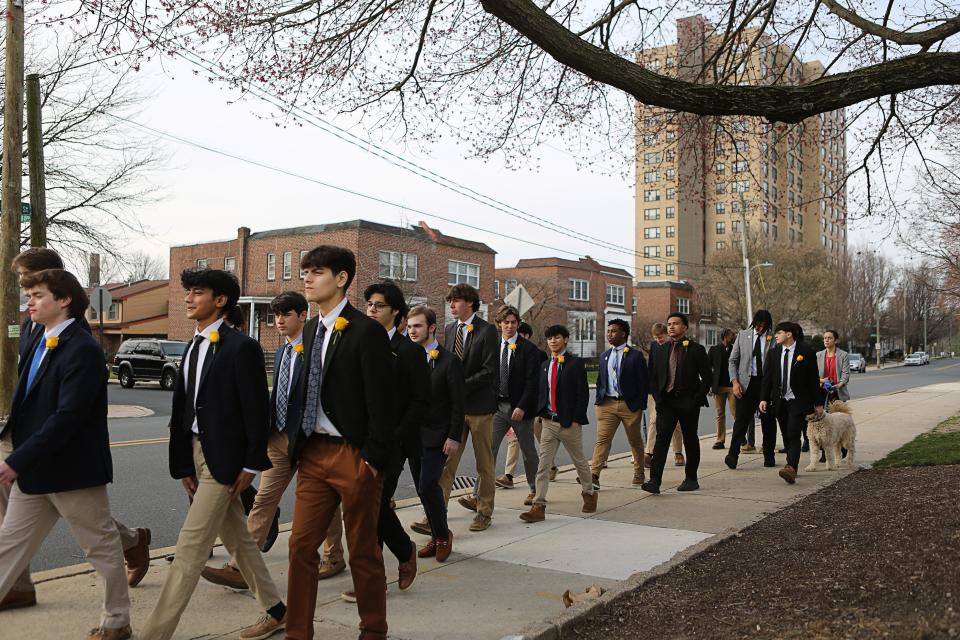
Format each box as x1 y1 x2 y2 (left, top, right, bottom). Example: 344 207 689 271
387 327 397 341
425 339 440 363
279 333 303 401
606 344 626 397
34 318 76 368
311 296 349 437
455 313 477 350
501 334 517 368
781 343 796 401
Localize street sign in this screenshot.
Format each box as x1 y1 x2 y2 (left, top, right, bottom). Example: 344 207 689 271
90 287 113 314
503 284 536 317
19 203 30 226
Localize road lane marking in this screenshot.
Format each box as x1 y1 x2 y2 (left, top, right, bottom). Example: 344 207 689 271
110 437 169 448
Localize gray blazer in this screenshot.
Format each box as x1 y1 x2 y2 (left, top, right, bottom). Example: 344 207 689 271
728 328 775 390
816 348 850 401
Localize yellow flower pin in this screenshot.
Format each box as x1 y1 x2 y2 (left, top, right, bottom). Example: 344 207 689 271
45 336 59 349
509 343 517 351
682 340 690 347
293 343 304 355
766 335 773 341
334 317 349 332
467 324 474 333
796 354 804 362
208 329 220 353
557 355 566 364
623 346 630 353
429 349 440 360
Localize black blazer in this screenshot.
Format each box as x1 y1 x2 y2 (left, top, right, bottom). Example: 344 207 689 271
169 323 271 485
18 315 91 371
499 336 541 416
760 342 824 415
391 330 431 459
444 315 498 415
269 339 305 451
651 338 712 408
423 345 465 448
708 343 734 392
537 353 589 428
595 345 649 412
291 303 396 471
4 321 112 495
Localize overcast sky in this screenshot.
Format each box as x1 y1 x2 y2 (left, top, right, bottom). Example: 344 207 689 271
120 55 895 277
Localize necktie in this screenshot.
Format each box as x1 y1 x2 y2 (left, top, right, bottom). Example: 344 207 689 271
611 349 622 396
667 341 682 392
454 323 465 360
183 335 204 431
275 343 293 431
301 321 328 436
25 340 47 390
781 348 790 398
549 357 559 413
753 333 764 377
499 341 510 397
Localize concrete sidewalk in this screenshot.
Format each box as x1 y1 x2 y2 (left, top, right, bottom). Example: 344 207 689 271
14 381 960 640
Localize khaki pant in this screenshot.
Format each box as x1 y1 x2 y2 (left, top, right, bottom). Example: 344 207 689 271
534 419 594 505
591 398 645 476
440 413 495 517
0 483 129 629
645 395 683 455
507 417 544 477
141 438 282 640
713 387 737 442
0 434 34 592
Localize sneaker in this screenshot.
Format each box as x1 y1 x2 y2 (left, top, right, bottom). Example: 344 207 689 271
640 480 660 494
469 514 492 531
238 613 285 640
317 558 346 581
458 496 478 512
410 517 432 536
86 626 132 640
341 585 388 603
677 478 700 492
495 474 514 489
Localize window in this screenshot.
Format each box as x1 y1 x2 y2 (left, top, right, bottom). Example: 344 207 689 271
644 170 660 183
666 131 676 142
643 227 661 239
666 225 676 238
716 162 726 175
761 220 769 235
732 180 750 193
266 254 276 281
716 202 726 214
666 150 675 162
644 265 661 276
677 297 690 314
734 140 749 153
569 279 589 301
223 257 236 272
666 187 675 199
666 244 675 257
665 56 675 67
644 152 661 164
644 246 661 258
666 168 676 181
732 220 742 233
716 221 726 235
379 251 418 281
716 182 726 194
666 206 675 218
107 302 119 321
606 284 625 306
733 160 748 173
644 208 660 220
732 200 742 213
644 189 661 202
505 279 518 295
300 250 308 278
643 115 661 128
282 251 292 280
267 312 275 327
666 264 676 275
644 134 660 145
494 279 500 299
196 258 208 269
571 314 597 344
716 240 726 250
448 260 480 287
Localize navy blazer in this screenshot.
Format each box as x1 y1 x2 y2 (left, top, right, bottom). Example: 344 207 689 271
390 330 431 461
423 345 465 448
537 353 589 428
168 323 271 485
4 321 112 495
269 339 305 451
595 345 649 412
499 336 541 416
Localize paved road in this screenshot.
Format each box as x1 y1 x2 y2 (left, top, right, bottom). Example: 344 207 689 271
31 359 960 571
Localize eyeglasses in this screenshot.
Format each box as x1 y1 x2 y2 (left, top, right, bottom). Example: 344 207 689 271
365 301 390 310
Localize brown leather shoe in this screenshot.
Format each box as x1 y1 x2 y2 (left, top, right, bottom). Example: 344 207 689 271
632 468 645 485
519 503 546 522
0 589 36 611
674 452 686 466
86 626 132 640
239 613 285 640
549 466 558 481
317 558 347 580
581 491 598 513
523 492 535 506
458 495 478 512
341 585 388 603
469 514 492 531
435 531 453 563
397 541 417 591
201 563 249 590
417 539 437 558
779 465 797 484
124 527 151 588
643 452 652 468
410 517 432 536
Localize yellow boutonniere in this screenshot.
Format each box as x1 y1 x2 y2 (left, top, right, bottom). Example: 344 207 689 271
293 343 304 357
209 330 220 353
796 354 804 362
623 346 630 353
429 349 439 360
509 343 517 351
334 317 349 332
467 324 474 333
766 335 773 341
557 355 565 364
45 336 59 349
682 340 690 347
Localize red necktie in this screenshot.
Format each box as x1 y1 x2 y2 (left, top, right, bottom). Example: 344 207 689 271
550 357 559 413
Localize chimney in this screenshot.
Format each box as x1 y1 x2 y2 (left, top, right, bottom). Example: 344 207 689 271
418 221 441 242
89 253 101 287
238 227 251 240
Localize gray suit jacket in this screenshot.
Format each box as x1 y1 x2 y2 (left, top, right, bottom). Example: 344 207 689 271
816 348 850 400
728 328 775 390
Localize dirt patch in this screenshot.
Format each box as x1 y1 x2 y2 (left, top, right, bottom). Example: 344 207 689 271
566 466 960 640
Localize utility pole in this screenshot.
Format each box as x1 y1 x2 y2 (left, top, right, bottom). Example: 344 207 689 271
876 301 882 370
0 0 26 415
923 305 928 354
738 198 752 326
26 73 47 247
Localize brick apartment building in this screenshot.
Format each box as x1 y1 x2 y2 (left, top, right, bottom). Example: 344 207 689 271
168 220 496 355
632 279 713 345
494 256 633 359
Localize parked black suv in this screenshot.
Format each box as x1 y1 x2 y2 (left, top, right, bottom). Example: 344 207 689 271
112 339 188 390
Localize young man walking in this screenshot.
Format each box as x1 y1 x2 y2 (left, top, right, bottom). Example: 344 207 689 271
200 291 309 591
519 325 597 522
407 306 463 562
287 246 394 640
591 319 649 487
141 269 286 640
708 329 738 450
0 269 131 640
501 322 549 490
760 322 824 484
643 323 684 469
642 313 712 494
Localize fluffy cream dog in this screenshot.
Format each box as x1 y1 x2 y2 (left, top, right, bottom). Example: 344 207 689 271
805 401 856 472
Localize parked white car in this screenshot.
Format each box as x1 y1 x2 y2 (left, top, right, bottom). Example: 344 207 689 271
849 353 867 373
904 353 924 366
914 351 930 364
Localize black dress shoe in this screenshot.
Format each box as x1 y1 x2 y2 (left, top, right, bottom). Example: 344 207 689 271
724 454 737 470
261 507 281 552
777 447 787 454
763 458 777 467
712 441 725 450
801 442 810 453
677 479 699 492
640 481 661 494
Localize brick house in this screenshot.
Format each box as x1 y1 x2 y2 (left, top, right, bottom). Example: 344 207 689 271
632 280 713 346
84 279 170 355
494 256 633 359
168 220 496 355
